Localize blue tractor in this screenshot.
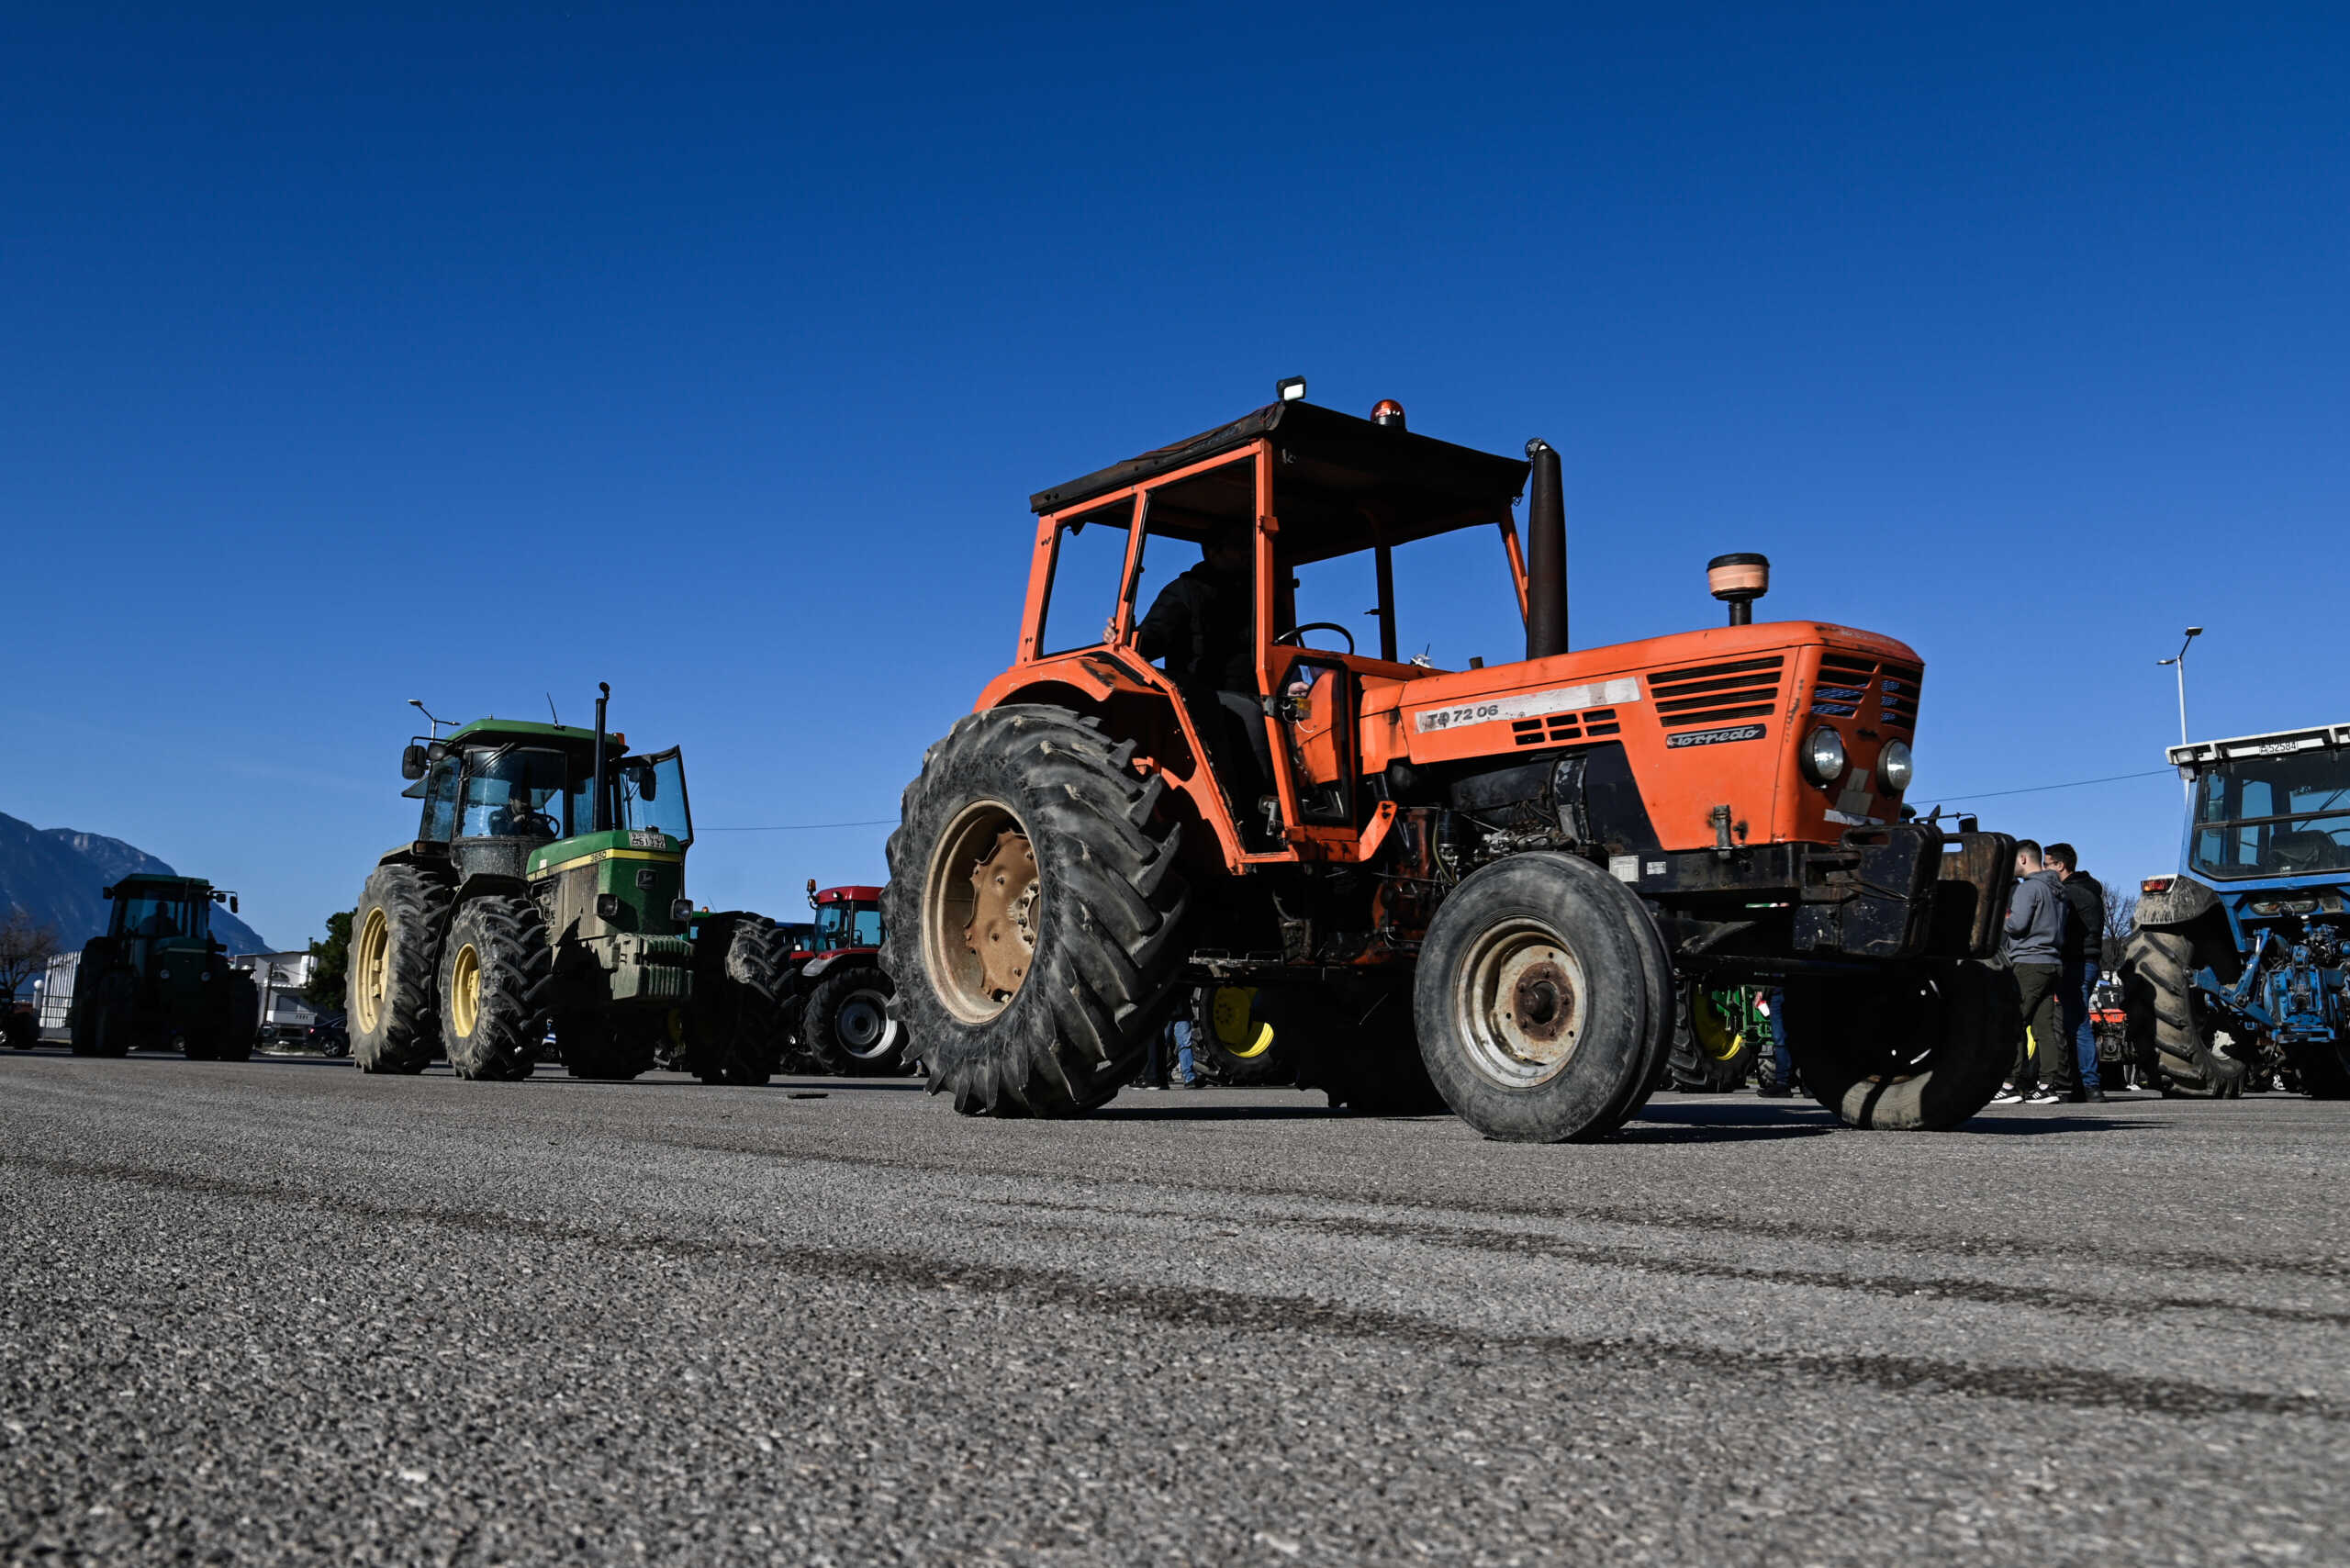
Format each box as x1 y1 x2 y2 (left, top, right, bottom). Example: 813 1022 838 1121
2123 722 2350 1098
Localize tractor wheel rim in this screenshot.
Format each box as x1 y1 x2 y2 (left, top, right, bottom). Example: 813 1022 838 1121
1210 987 1275 1058
1694 993 1744 1060
839 991 892 1056
1453 917 1586 1089
923 799 1037 1024
450 942 482 1039
354 907 391 1036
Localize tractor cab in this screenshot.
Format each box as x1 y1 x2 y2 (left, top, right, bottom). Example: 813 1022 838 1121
2171 724 2350 887
805 882 884 954
106 874 232 950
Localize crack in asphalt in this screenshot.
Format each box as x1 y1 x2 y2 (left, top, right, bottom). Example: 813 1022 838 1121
7 1149 2341 1428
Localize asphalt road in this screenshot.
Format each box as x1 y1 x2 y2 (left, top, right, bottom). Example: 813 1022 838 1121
4 1048 2345 1566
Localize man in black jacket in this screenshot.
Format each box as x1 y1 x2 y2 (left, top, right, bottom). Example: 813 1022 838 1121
2047 843 2108 1103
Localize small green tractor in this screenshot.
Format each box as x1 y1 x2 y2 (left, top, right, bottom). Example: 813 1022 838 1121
346 686 794 1082
68 874 260 1059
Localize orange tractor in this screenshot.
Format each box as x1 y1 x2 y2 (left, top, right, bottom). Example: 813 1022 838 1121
880 387 2018 1139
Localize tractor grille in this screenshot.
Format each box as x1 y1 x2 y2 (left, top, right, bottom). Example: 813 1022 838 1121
1813 652 1922 732
1650 655 1785 730
1510 707 1625 747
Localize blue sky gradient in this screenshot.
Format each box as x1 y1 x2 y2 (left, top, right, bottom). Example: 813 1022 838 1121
6 3 2344 947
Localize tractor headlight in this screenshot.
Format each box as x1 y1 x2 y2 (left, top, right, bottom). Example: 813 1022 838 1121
670 897 694 923
1802 726 1847 786
595 893 621 919
1879 740 1914 792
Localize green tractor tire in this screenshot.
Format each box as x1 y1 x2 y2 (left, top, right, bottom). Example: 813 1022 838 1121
349 864 451 1075
1186 984 1298 1086
437 894 550 1082
1665 983 1755 1092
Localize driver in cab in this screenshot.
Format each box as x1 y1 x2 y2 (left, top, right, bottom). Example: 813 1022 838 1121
1118 532 1274 826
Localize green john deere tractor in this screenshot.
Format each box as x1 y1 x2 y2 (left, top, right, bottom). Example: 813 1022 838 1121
68 874 261 1059
346 685 794 1082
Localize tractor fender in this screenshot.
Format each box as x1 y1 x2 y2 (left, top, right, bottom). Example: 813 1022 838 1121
2137 875 2220 928
451 871 530 910
800 952 876 982
975 651 1254 870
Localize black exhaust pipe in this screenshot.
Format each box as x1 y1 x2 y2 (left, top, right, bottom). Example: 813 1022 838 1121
1525 439 1567 660
590 681 612 833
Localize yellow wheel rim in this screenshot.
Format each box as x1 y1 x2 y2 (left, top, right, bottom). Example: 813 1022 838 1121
449 942 482 1039
1209 987 1274 1058
1694 991 1744 1061
354 906 391 1036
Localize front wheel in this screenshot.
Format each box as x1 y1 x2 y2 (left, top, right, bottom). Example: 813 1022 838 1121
1413 853 1670 1142
349 864 450 1074
1780 960 2013 1129
880 705 1188 1116
437 895 550 1081
801 962 905 1077
2121 928 2244 1098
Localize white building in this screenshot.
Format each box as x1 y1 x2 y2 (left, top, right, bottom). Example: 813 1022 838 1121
233 950 322 1037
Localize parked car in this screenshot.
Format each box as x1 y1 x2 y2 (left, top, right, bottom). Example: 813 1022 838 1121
306 1014 350 1058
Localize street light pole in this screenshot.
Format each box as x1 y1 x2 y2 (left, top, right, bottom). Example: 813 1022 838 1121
2157 626 2203 797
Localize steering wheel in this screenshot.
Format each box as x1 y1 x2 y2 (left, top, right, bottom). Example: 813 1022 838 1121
1274 622 1357 655
508 808 560 837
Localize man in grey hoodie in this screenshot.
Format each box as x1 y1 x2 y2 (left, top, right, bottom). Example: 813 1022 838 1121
1993 839 2070 1105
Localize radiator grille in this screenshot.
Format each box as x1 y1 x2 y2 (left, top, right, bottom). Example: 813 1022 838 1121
1510 706 1624 747
1814 652 1922 732
1651 655 1784 729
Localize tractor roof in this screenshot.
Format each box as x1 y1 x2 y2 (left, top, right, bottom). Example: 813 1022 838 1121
814 885 885 904
2170 722 2350 767
1029 399 1530 564
447 718 623 749
111 872 211 890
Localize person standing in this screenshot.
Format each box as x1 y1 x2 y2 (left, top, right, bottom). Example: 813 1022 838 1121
2046 843 2108 1103
1993 840 2069 1105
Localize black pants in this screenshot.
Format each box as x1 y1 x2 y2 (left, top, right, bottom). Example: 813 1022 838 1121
2013 963 2066 1092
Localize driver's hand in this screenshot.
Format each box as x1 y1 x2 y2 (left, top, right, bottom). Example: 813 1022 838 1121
1102 616 1118 645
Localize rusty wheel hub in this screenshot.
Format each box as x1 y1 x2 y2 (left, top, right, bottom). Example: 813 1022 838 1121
965 827 1038 1002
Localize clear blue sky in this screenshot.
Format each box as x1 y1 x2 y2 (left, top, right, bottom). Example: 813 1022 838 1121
6 3 2344 948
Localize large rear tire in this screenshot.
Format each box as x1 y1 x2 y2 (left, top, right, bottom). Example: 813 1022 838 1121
437 895 549 1081
691 919 795 1085
881 705 1188 1117
2121 927 2245 1098
1665 982 1754 1092
71 971 136 1058
800 961 905 1077
348 864 450 1075
1188 985 1300 1086
1413 853 1669 1142
1781 959 2013 1129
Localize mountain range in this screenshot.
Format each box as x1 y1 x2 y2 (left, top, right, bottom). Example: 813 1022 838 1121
0 812 274 956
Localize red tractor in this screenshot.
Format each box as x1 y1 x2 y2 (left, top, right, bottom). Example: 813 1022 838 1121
784 881 912 1076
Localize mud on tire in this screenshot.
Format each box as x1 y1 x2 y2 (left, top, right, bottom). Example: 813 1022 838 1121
1781 959 2013 1129
881 705 1188 1116
437 894 550 1081
2121 928 2245 1098
348 864 451 1074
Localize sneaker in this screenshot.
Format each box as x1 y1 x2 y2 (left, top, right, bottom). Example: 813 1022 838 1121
1988 1088 2025 1105
2084 1088 2108 1103
2024 1089 2062 1105
1756 1084 1793 1099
